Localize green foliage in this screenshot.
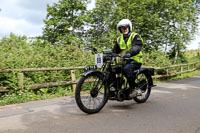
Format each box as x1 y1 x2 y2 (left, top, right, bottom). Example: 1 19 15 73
0 33 95 105
0 33 94 90
185 49 200 63
143 50 172 67
43 0 90 45
42 0 200 63
86 0 200 63
0 87 74 105
85 0 118 49
157 69 200 83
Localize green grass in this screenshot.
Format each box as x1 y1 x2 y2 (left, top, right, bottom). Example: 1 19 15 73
154 69 200 84
171 70 200 79
0 87 75 106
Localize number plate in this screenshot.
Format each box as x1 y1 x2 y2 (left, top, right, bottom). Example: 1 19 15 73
95 53 103 66
84 65 97 72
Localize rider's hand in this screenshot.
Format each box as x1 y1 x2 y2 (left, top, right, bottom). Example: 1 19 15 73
123 53 131 58
103 56 111 62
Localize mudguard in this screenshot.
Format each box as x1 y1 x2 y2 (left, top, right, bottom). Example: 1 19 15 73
139 68 155 87
139 68 154 75
81 70 109 96
82 70 103 77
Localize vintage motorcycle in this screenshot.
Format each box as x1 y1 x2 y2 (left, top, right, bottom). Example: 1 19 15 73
75 50 155 114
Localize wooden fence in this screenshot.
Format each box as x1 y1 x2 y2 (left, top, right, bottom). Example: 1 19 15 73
0 62 199 92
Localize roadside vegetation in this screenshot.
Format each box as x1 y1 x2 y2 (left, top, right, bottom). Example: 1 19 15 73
0 0 200 105
0 34 199 105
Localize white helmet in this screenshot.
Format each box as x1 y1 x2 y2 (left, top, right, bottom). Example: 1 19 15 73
117 19 132 33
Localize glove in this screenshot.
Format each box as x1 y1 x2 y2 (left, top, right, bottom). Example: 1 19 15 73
103 56 111 62
123 53 131 58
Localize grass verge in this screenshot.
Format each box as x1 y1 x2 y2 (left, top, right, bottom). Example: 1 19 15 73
154 69 200 83
0 87 74 106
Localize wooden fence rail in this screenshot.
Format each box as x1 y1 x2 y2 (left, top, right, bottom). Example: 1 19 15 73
0 62 199 92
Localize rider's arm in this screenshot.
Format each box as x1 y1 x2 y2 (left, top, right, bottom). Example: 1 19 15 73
112 41 121 54
127 35 142 56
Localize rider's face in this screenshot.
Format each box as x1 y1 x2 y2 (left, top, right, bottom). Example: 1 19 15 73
121 26 129 35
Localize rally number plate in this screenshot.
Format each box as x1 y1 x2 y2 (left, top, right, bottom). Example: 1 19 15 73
84 65 97 72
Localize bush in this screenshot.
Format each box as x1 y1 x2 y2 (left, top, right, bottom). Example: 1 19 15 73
143 50 172 67
0 33 94 90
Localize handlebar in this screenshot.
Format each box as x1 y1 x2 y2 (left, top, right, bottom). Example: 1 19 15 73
103 53 131 61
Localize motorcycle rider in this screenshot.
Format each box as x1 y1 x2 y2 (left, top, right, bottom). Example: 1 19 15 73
112 19 143 98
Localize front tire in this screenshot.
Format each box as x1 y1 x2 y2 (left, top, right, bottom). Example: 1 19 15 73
75 72 108 114
133 72 151 103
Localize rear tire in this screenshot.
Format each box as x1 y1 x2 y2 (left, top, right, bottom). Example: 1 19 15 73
133 72 151 103
75 72 108 114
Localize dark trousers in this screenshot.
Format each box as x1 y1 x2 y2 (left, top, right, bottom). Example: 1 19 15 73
123 60 141 89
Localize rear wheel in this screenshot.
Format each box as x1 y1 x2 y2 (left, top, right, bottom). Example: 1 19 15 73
75 72 108 114
133 72 151 103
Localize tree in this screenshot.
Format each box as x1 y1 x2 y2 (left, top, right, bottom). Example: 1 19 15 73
43 0 90 45
87 0 200 63
84 0 117 50
87 0 174 51
42 0 200 65
166 0 200 63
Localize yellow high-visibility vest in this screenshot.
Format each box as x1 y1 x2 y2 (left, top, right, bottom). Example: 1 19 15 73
117 32 143 63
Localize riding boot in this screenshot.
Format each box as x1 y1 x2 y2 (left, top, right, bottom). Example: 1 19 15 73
129 89 137 98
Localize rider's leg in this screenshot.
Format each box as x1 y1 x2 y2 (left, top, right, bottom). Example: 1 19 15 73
123 60 141 97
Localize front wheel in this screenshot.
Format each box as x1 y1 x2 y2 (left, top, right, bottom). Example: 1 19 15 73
133 72 151 103
75 72 108 114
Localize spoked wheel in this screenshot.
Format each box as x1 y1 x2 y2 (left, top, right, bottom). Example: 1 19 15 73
134 72 151 103
75 72 108 114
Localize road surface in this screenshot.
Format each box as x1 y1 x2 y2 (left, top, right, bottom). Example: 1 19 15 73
0 75 200 133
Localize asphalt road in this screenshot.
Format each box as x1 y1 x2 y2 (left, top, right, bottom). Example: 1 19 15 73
0 75 200 133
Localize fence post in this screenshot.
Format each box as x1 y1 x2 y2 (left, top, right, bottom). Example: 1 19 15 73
18 73 24 90
180 65 183 76
70 70 76 91
166 67 169 76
